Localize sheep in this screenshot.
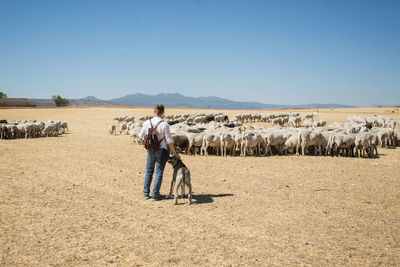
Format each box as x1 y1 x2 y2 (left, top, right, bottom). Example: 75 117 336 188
373 128 391 148
119 123 128 135
193 116 206 124
60 121 69 133
233 114 242 122
124 112 398 159
172 134 189 154
316 120 327 127
114 116 127 123
220 132 236 157
201 132 222 156
297 129 326 156
354 132 378 158
303 113 315 121
272 118 283 127
16 124 26 138
123 116 135 123
263 129 288 156
187 132 205 155
0 124 8 139
42 122 59 137
129 126 142 143
138 115 152 122
284 134 299 154
214 114 226 123
109 124 116 135
326 133 356 157
288 116 301 127
251 113 262 122
241 132 264 156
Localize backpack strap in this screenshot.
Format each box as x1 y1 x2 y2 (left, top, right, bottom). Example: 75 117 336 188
156 119 165 142
147 119 164 143
148 119 163 129
147 119 165 141
154 119 164 128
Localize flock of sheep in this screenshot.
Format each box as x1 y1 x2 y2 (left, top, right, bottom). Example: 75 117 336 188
3 111 398 159
109 112 400 158
231 112 326 128
0 120 68 139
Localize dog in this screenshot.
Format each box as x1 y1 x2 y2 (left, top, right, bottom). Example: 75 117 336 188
167 155 192 205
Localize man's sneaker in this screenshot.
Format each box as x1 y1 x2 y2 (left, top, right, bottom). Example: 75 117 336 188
151 194 166 201
143 193 151 200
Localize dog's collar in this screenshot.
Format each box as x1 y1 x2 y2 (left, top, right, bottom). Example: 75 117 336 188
173 160 186 169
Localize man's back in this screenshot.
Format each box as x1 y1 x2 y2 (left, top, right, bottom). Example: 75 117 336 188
139 116 172 150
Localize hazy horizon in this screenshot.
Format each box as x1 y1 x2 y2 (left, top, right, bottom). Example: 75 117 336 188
5 91 399 107
1 0 399 106
24 92 385 108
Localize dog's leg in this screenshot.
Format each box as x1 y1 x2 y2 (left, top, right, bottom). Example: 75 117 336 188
186 172 192 205
181 176 185 199
169 169 178 198
173 176 182 205
169 175 175 198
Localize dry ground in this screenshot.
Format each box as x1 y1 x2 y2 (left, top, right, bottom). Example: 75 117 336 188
1 107 399 266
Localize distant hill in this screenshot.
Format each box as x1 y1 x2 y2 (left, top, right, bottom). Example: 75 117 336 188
108 93 282 109
29 93 354 109
108 93 354 109
69 96 114 106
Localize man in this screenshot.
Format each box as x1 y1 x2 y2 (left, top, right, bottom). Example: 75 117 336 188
138 104 180 201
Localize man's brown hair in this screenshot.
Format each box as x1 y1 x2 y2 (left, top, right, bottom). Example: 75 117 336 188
154 104 165 115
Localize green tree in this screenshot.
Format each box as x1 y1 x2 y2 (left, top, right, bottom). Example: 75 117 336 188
0 92 7 98
52 95 69 106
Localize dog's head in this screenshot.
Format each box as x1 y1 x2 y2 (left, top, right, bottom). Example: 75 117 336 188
168 155 181 168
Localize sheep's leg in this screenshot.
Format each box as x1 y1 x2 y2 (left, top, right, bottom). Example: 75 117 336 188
268 144 272 156
188 143 192 156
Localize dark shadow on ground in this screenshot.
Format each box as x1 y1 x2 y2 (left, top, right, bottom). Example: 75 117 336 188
191 193 234 204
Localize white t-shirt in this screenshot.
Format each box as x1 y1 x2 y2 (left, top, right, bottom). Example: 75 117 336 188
138 116 173 149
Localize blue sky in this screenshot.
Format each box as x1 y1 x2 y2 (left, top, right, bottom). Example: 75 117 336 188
0 0 399 106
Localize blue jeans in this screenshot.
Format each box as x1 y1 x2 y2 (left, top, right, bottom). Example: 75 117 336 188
143 148 169 196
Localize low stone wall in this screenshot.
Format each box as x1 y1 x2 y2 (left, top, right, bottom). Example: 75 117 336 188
0 98 36 107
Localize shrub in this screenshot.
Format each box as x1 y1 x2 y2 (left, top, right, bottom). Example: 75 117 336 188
52 95 69 106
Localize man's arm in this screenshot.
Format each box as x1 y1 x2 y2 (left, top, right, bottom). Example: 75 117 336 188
138 121 148 139
167 143 180 159
164 123 181 159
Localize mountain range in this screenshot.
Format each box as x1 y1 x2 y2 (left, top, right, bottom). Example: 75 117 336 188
29 93 354 109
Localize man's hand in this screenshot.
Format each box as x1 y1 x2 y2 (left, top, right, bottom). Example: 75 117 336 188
168 143 181 160
174 152 181 160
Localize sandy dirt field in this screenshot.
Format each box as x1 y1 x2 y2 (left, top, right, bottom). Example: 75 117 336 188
1 107 399 266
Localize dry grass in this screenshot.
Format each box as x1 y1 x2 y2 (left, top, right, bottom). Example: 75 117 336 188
1 107 399 266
